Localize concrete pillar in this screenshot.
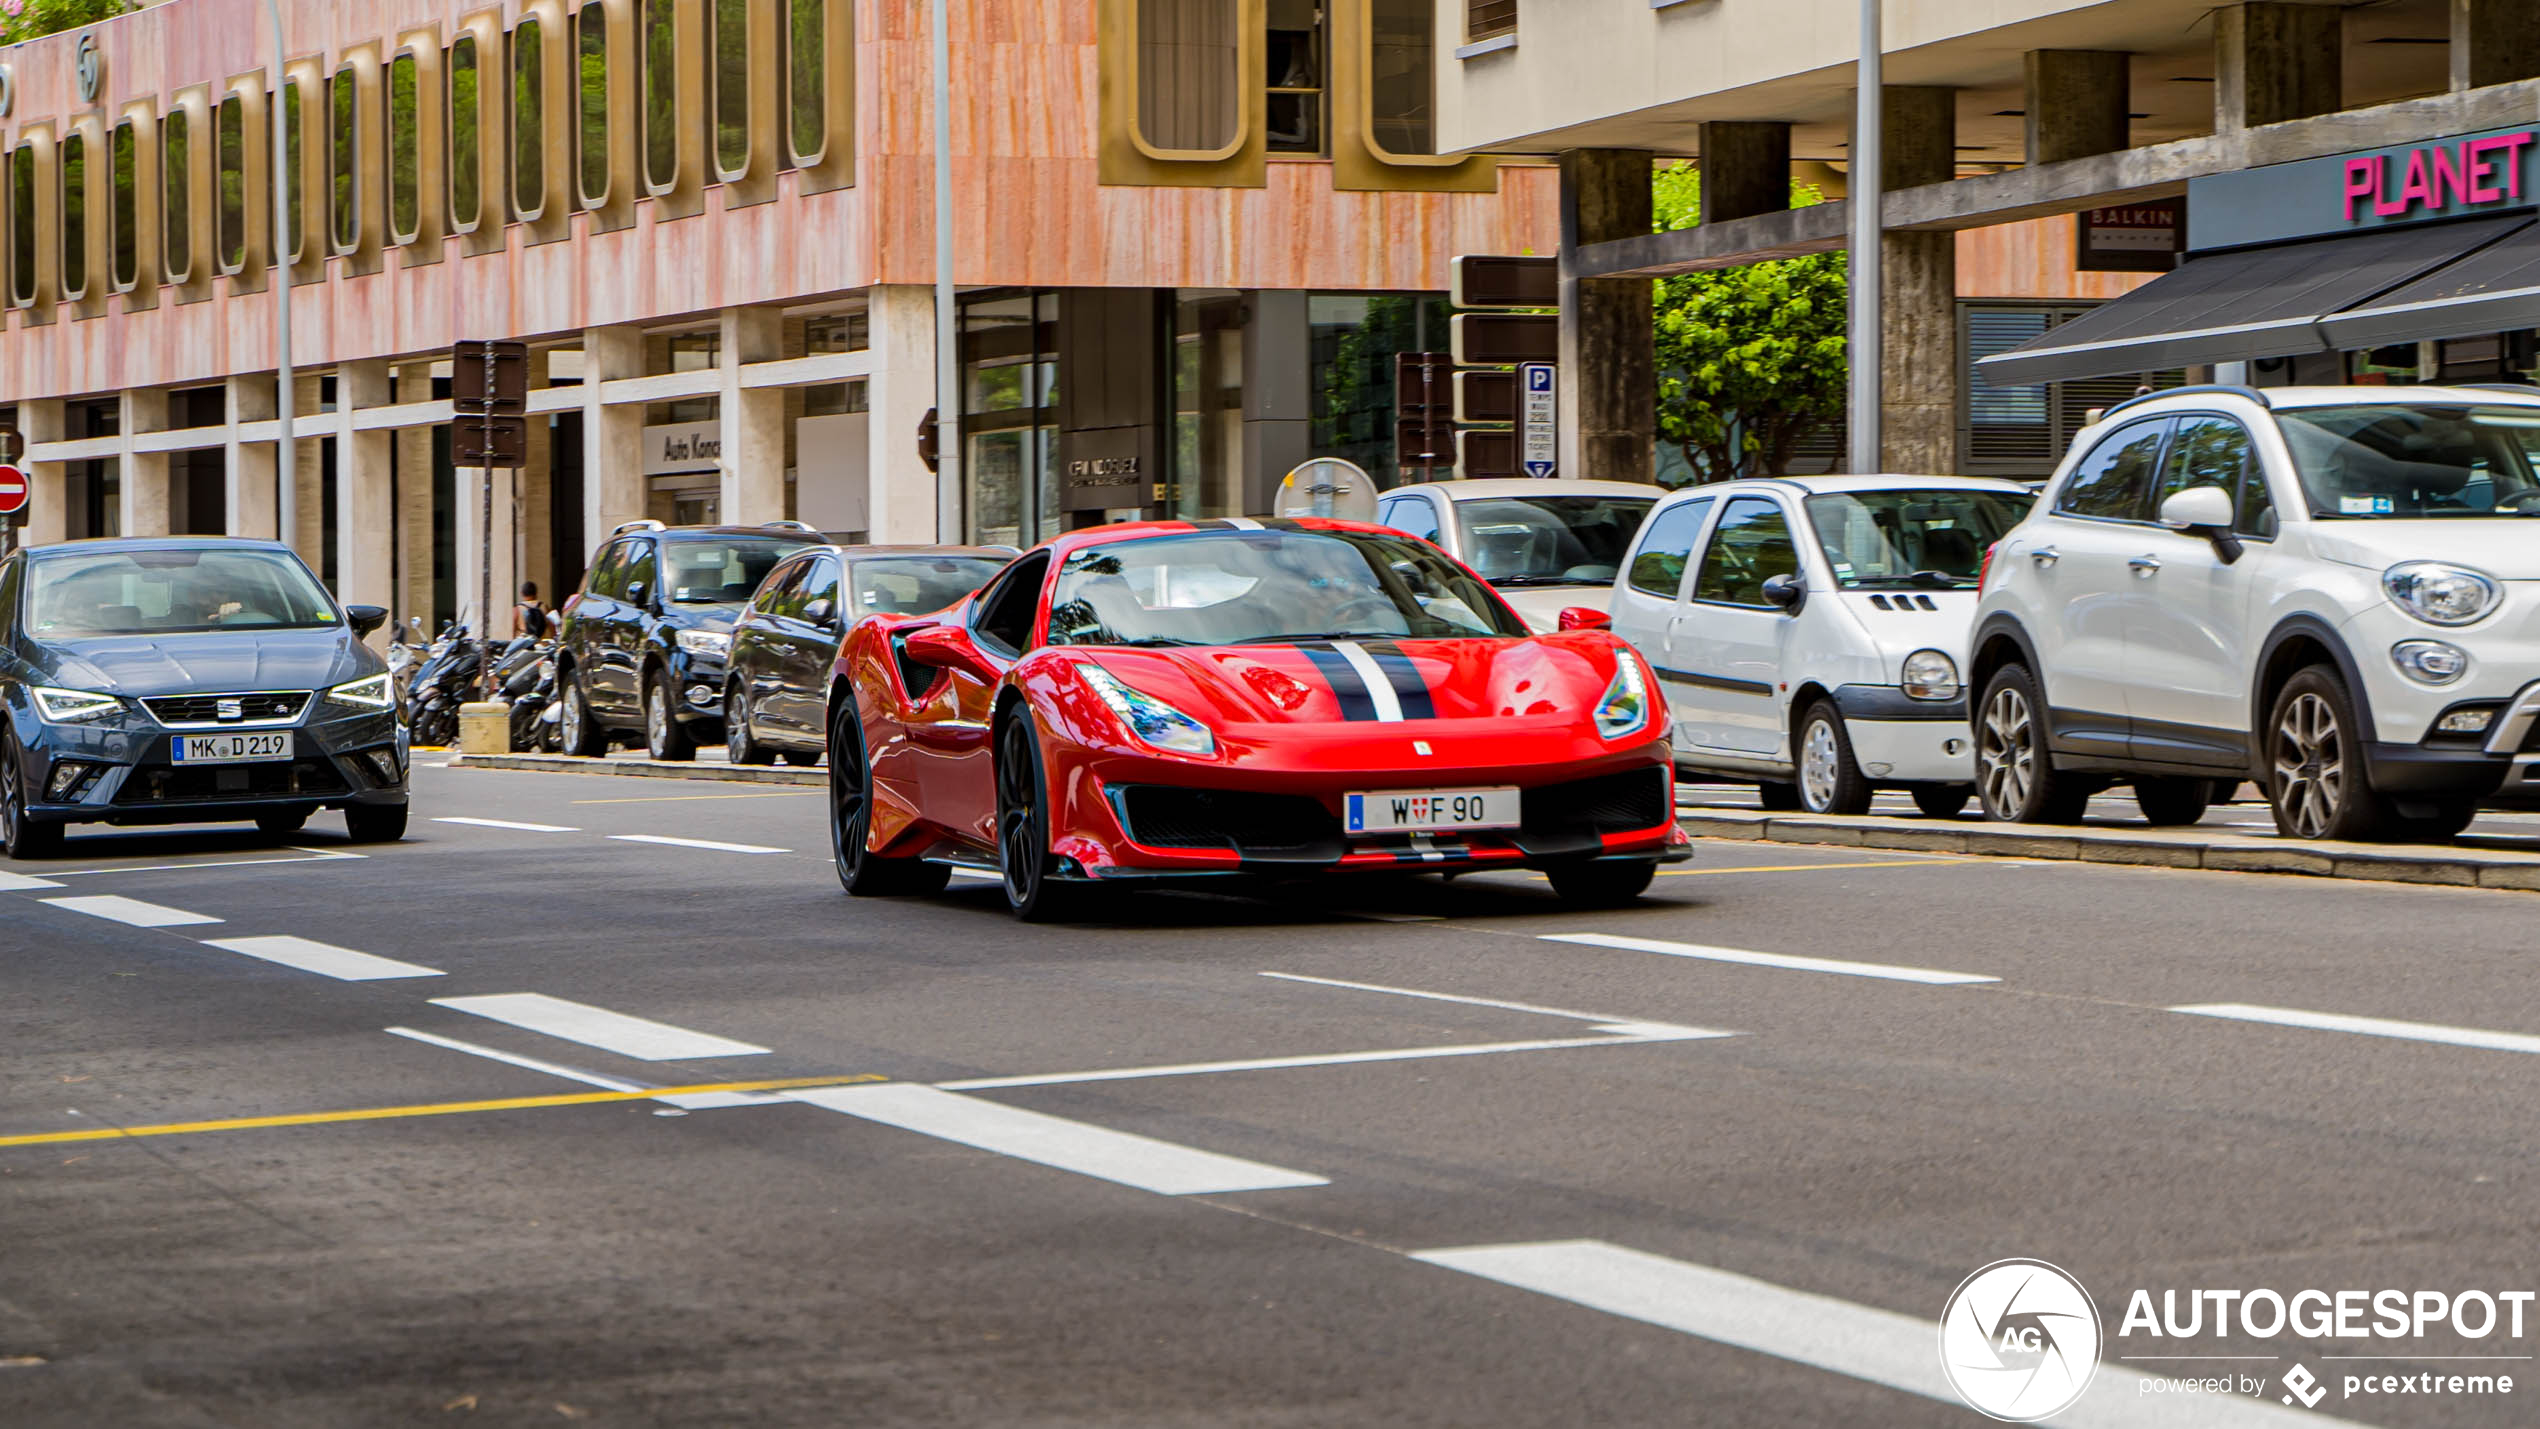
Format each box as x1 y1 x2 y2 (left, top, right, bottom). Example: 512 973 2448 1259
2023 52 2131 163
21 400 67 547
1556 148 1655 484
2452 0 2540 90
865 286 938 543
290 373 324 564
719 307 786 526
393 361 437 633
336 360 395 628
118 390 172 539
2216 3 2341 130
517 349 553 603
1872 87 1958 474
1697 122 1791 225
224 375 278 540
455 462 515 642
582 326 647 543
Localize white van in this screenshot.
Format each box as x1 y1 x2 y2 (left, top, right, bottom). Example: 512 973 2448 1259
1609 474 2035 815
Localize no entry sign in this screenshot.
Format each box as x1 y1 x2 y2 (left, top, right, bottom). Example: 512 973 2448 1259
0 464 26 516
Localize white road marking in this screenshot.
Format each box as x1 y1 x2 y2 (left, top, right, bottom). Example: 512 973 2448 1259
383 1026 786 1108
1541 932 1998 986
785 1083 1326 1195
40 895 223 928
607 834 790 854
0 871 63 890
45 849 365 877
936 1026 1729 1091
433 816 581 833
429 993 772 1060
201 936 443 981
1260 970 1631 1025
2172 1003 2540 1056
1414 1241 2347 1428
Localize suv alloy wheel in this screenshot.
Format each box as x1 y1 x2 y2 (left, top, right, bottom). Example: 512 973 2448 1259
646 667 697 761
1975 665 2093 824
2266 667 2387 841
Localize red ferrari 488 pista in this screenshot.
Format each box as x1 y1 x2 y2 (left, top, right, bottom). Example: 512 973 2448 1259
825 518 1688 920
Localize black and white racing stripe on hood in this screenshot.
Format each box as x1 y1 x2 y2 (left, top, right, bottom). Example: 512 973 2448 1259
1294 639 1437 721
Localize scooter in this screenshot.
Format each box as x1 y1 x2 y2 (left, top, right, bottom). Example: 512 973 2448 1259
402 621 477 749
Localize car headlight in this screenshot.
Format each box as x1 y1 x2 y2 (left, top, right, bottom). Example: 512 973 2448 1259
30 686 121 724
2392 640 2470 685
2384 562 2500 626
1078 664 1216 757
1901 648 1961 701
1593 657 1652 739
325 673 395 710
676 629 732 659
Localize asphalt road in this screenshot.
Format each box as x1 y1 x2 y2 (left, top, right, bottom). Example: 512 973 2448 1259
7 762 2540 1427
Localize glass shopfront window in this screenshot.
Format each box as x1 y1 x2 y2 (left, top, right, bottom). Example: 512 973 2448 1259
1170 290 1244 519
1309 292 1448 489
959 291 1060 548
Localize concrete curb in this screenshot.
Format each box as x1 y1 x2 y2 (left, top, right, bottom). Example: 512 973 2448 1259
450 753 826 786
1672 806 2540 893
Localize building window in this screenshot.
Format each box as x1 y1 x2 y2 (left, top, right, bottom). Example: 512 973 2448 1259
578 2 609 205
641 0 675 189
1265 0 1326 155
712 0 750 176
786 0 825 166
111 121 139 289
62 132 88 297
1138 0 1240 154
387 53 421 240
513 17 546 217
9 145 34 302
1959 302 2183 478
163 110 192 279
1309 293 1449 490
330 66 358 251
960 291 1060 547
450 38 482 230
283 81 305 261
805 311 868 352
1367 0 1433 156
1170 291 1244 517
216 96 246 268
803 378 866 416
1466 0 1514 42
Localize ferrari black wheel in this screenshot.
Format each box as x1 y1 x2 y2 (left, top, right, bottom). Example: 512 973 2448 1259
996 713 1082 922
831 702 947 897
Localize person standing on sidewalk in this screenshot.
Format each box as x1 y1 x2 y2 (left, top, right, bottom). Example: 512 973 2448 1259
513 581 551 640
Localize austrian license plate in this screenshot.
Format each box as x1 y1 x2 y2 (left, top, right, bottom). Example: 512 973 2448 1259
171 731 294 765
1345 786 1521 834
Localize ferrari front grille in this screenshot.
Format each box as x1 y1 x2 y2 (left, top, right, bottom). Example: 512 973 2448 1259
1521 766 1670 838
1114 786 1342 857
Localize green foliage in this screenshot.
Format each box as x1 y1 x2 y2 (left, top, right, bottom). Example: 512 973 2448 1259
1651 162 1850 481
0 0 135 46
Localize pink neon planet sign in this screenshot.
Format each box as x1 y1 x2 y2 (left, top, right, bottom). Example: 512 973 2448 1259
2344 132 2536 221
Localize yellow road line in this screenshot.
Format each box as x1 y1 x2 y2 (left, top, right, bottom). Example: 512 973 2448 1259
0 1075 879 1149
1658 859 1969 877
570 791 822 804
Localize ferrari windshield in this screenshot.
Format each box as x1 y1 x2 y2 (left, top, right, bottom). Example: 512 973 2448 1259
1804 488 2032 589
2276 404 2540 517
1453 495 1654 586
1048 530 1527 647
26 547 339 637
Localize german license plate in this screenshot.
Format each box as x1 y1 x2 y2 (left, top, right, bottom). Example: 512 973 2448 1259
171 731 294 765
1345 787 1520 834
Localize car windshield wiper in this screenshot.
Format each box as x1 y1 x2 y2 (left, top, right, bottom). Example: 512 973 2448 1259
1486 574 1597 588
1073 635 1200 647
1227 630 1398 645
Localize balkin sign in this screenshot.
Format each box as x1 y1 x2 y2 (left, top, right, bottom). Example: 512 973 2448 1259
2187 124 2540 253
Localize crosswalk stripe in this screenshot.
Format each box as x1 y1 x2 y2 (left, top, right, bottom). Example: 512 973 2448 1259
40 895 222 928
1413 1241 2348 1427
1540 933 1997 985
201 936 443 981
608 834 789 854
433 817 580 833
2172 1002 2540 1055
785 1083 1327 1195
430 993 771 1060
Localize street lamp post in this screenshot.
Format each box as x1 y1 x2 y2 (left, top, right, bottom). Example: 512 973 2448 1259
929 0 960 544
266 0 295 550
1847 0 1881 477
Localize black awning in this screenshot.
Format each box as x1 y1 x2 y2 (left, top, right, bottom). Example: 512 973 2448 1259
2320 220 2540 350
1977 215 2530 387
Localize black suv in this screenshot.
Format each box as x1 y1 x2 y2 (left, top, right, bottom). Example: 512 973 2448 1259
0 537 408 857
555 521 820 760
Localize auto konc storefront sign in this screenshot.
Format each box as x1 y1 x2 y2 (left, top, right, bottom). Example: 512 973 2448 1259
2189 124 2539 252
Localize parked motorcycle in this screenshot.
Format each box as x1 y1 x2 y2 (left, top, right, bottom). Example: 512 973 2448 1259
402 621 477 749
495 638 558 752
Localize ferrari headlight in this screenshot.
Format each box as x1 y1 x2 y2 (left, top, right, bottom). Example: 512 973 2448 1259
1079 664 1216 757
676 629 732 659
326 673 395 710
31 686 121 724
1593 657 1652 739
2384 562 2500 626
1901 648 1961 701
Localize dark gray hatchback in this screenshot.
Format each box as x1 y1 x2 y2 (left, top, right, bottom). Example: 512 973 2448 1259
0 538 409 858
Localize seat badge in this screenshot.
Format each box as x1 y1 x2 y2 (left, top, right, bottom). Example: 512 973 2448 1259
1413 740 1433 756
216 698 245 722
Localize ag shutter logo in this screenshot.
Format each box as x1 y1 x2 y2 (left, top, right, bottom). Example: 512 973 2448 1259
1939 1259 2102 1422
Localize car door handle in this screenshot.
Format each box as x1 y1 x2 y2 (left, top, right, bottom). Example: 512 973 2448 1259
2029 546 2060 567
2129 555 2163 575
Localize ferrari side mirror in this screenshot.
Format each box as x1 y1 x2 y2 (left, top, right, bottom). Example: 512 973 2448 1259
1558 607 1613 632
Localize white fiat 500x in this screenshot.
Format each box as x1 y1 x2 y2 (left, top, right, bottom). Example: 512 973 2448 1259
1971 384 2540 841
1610 474 2036 815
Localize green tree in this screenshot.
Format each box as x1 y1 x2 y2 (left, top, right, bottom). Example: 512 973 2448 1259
1651 162 1849 481
0 0 135 45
